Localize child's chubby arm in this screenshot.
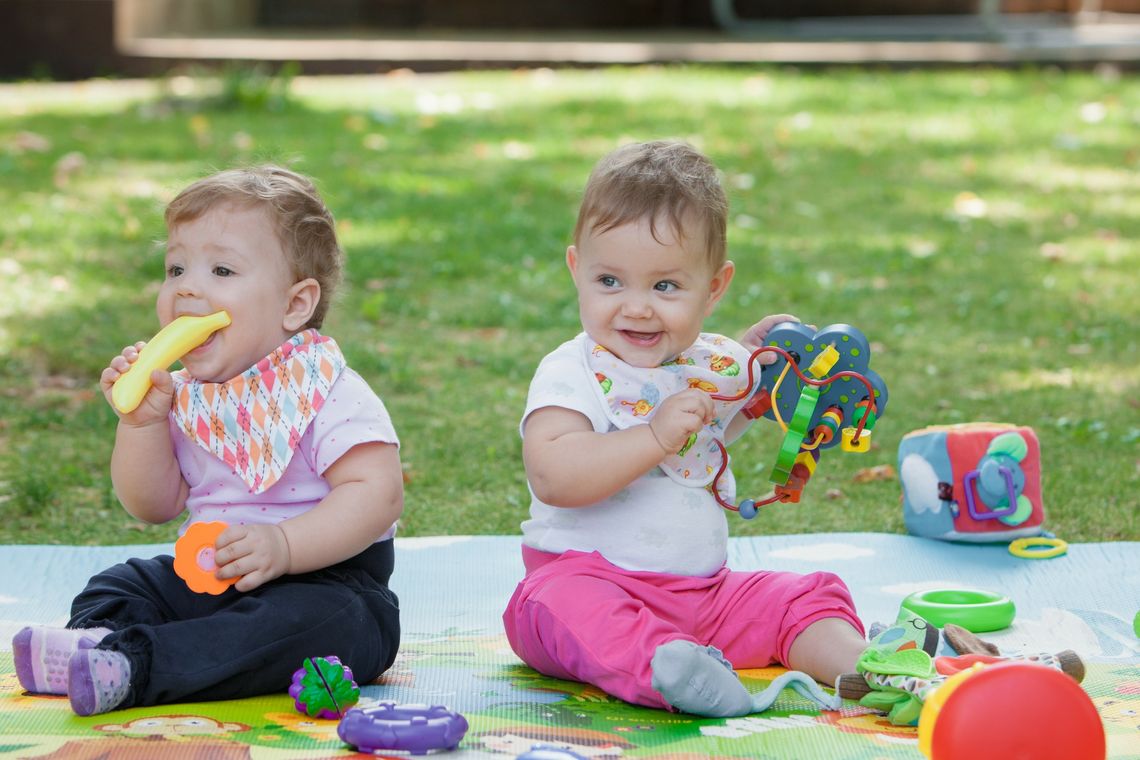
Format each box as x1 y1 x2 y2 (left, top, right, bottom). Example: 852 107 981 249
724 313 801 445
524 389 714 508
212 441 403 592
100 342 189 524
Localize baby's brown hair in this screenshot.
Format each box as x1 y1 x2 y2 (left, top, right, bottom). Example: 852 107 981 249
573 140 728 269
165 165 343 329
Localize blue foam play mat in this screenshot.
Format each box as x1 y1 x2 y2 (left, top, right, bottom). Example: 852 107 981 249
2 533 1137 758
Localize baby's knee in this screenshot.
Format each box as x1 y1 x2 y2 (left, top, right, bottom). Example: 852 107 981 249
786 571 857 614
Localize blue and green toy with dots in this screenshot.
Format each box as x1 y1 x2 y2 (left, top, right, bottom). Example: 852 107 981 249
708 322 888 517
731 322 888 515
758 322 888 444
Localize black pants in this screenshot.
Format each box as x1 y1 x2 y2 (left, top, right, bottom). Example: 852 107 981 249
69 539 400 708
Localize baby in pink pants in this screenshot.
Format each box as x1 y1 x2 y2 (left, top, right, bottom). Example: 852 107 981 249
502 141 870 717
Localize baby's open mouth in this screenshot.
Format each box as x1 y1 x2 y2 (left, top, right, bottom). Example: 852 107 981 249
620 330 661 345
188 330 221 353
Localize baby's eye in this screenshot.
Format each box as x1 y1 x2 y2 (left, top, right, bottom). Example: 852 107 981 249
654 280 679 293
213 266 234 277
166 265 184 278
598 275 619 288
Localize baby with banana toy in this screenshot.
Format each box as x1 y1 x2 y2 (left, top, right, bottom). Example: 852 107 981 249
12 166 403 715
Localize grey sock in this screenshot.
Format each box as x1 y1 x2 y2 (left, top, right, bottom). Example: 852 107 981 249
750 671 842 712
650 640 753 717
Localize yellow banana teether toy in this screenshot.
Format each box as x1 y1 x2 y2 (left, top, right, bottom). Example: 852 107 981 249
111 311 231 413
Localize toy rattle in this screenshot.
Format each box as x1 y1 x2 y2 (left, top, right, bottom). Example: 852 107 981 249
111 310 231 413
337 701 469 755
290 655 360 719
711 322 889 518
172 521 238 595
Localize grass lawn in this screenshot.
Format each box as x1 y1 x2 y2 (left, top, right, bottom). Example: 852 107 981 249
0 65 1136 546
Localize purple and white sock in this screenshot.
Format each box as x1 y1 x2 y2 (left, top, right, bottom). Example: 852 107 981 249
11 626 111 695
68 648 132 716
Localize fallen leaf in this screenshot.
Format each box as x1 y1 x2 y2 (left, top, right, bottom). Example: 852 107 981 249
231 131 253 151
53 151 86 187
10 131 51 153
1039 242 1067 261
953 191 987 219
907 238 937 259
1079 101 1107 123
853 465 896 483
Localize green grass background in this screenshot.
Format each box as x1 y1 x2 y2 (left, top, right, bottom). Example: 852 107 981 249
0 65 1136 545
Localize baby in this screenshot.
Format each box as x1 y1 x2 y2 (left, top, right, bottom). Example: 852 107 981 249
13 165 402 715
502 140 1062 720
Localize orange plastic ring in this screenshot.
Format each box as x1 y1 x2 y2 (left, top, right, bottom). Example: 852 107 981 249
173 521 238 595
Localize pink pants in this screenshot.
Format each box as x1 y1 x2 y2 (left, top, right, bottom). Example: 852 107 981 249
502 546 863 709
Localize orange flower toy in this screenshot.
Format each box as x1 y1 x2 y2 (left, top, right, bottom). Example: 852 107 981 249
173 521 239 595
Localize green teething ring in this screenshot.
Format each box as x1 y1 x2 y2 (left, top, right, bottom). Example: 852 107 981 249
900 588 1016 633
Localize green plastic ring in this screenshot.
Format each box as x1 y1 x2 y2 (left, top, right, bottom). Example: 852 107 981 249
900 588 1016 633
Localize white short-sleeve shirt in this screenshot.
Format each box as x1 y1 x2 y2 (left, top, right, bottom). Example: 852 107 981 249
520 334 731 576
171 368 400 542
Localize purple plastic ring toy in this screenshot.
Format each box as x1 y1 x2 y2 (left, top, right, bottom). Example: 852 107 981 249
337 701 468 755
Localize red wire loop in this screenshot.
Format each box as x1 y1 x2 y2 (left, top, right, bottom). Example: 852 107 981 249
708 345 878 513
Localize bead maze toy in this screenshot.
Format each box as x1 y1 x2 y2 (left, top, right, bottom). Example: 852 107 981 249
710 322 888 518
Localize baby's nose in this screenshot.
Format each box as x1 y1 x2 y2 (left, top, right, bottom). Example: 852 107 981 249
176 272 205 298
621 294 653 317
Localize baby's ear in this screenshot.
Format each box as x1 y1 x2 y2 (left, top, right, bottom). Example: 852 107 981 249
565 245 579 276
705 260 735 315
284 278 320 331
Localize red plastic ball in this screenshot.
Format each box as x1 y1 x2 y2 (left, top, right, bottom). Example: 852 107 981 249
929 661 1105 760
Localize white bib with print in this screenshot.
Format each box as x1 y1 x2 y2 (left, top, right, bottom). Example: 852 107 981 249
582 333 758 490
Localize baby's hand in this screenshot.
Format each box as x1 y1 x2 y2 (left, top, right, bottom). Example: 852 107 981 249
648 388 715 455
213 523 292 592
740 314 804 365
100 342 174 426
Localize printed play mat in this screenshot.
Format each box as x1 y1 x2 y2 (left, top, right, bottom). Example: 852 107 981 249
2 534 1138 758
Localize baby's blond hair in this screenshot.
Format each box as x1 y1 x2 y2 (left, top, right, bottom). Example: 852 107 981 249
165 165 343 329
573 140 727 269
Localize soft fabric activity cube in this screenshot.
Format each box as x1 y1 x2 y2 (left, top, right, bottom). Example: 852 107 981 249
899 423 1045 542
